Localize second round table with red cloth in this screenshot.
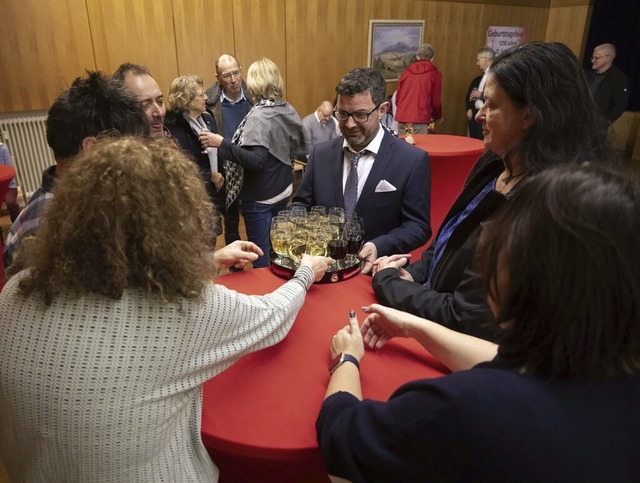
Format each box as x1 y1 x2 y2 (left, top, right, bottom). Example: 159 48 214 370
201 268 449 482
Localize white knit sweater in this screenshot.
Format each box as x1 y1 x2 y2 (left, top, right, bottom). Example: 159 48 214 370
0 267 314 482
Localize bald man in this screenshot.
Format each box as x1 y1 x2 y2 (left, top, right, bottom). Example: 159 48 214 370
205 54 254 251
302 101 339 146
588 43 629 124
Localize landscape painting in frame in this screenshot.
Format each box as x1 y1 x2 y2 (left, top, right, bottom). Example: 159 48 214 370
368 20 425 81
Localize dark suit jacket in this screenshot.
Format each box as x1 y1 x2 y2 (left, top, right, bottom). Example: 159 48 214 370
292 129 431 256
372 152 506 341
590 65 629 124
465 75 483 139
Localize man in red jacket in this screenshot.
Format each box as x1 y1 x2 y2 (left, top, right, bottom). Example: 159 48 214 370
395 43 443 135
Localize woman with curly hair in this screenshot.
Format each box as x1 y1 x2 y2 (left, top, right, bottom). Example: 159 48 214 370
203 57 310 267
0 137 331 482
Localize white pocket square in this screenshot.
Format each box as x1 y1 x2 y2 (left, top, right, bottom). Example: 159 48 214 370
375 179 396 193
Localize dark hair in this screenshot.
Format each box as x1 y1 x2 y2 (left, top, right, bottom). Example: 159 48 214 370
479 163 640 380
335 68 386 106
112 63 151 83
489 42 614 175
46 71 149 159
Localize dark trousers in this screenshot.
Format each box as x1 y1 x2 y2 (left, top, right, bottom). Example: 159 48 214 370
223 198 241 245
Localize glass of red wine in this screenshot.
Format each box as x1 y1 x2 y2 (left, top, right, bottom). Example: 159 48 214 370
343 216 364 265
327 238 348 269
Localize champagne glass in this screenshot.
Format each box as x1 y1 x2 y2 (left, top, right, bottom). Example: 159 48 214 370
306 233 327 256
404 123 414 136
290 206 307 227
328 207 345 233
310 205 326 217
287 234 307 266
198 125 210 154
403 123 415 145
270 216 291 264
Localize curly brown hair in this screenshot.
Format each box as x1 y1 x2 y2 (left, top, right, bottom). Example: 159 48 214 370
18 137 218 304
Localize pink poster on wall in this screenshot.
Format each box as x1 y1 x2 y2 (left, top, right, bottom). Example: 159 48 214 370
486 26 527 55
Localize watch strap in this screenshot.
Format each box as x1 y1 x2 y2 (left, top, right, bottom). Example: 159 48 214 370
329 353 360 374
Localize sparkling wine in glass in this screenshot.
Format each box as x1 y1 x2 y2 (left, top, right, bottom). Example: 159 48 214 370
270 215 291 264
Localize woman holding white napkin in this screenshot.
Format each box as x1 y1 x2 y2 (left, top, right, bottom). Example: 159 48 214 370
166 75 223 240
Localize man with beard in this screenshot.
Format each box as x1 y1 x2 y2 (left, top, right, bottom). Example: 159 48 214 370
292 68 431 274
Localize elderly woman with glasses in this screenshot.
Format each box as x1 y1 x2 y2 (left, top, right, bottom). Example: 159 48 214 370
203 58 310 268
166 75 223 240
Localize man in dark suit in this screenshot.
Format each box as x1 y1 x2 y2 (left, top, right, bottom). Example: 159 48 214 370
588 43 629 124
292 67 431 274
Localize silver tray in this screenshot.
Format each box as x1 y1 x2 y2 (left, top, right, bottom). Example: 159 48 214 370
269 250 361 283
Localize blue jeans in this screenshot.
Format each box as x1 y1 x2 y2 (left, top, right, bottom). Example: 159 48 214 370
240 198 289 268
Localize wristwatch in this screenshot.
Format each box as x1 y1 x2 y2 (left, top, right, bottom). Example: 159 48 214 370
329 353 360 375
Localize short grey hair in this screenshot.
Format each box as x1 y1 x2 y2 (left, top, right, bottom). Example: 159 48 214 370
417 44 435 60
478 47 496 62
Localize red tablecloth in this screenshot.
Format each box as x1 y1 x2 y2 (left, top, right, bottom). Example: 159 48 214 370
201 269 448 482
410 133 484 161
1 165 16 291
407 134 484 259
0 165 15 208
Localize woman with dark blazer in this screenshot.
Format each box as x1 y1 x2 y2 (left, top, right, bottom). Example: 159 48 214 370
166 75 223 240
371 42 616 342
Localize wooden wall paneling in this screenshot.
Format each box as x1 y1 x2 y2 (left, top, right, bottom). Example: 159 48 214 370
424 1 487 135
0 0 95 112
550 0 593 7
172 0 236 88
86 0 179 98
544 5 592 58
480 4 548 43
232 0 287 97
285 0 368 118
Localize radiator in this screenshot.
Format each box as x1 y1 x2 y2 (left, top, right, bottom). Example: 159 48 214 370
0 111 54 199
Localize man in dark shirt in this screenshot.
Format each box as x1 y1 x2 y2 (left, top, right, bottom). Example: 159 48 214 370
588 43 629 124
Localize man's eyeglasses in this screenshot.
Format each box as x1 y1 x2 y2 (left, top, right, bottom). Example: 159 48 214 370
334 104 381 123
591 55 608 62
220 69 241 81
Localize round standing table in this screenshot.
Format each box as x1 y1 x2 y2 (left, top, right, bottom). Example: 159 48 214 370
201 269 448 482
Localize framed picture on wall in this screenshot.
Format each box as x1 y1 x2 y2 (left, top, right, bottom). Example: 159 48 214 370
368 19 425 81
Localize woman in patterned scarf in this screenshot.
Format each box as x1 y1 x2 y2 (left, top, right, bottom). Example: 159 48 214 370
202 57 310 268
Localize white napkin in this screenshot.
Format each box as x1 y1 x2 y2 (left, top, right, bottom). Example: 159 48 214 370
375 179 396 192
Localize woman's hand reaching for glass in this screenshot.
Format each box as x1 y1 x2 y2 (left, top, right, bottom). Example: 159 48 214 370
213 240 263 270
299 254 333 282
